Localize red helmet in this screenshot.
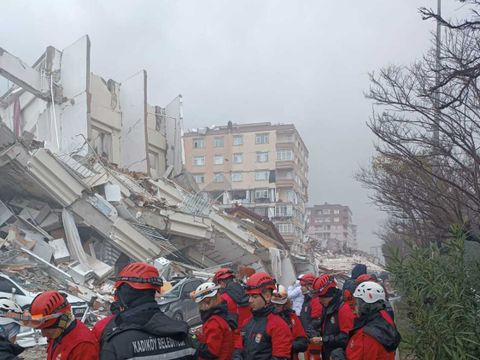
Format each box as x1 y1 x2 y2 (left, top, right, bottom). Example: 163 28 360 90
213 268 235 283
355 274 375 284
29 291 71 329
298 273 315 287
245 272 276 295
114 262 163 292
312 274 337 297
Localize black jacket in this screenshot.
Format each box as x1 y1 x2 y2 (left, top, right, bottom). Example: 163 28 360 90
319 291 350 360
0 336 24 360
100 302 196 360
299 293 320 338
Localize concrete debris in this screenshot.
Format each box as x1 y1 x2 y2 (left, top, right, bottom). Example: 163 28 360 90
50 238 71 263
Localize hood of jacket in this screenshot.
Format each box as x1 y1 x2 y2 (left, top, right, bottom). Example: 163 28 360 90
224 281 249 307
359 313 401 352
200 301 238 330
351 264 367 280
112 302 190 342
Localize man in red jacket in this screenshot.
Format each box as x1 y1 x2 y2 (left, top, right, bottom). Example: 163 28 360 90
29 290 99 360
311 274 355 360
330 281 401 360
192 281 237 360
298 273 322 360
233 272 293 360
271 284 308 360
213 268 251 328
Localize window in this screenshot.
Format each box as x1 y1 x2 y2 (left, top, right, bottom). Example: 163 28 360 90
277 223 293 234
213 173 224 182
193 156 205 166
231 172 243 182
276 205 293 217
255 189 269 199
214 137 224 148
233 153 243 164
233 135 243 146
214 155 224 165
255 170 269 181
334 209 340 214
334 217 340 223
256 151 269 163
193 138 205 149
277 150 293 161
324 218 331 223
192 174 205 184
323 209 331 215
255 133 269 144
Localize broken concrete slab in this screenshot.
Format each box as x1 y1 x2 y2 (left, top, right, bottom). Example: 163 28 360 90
50 238 71 263
0 200 14 226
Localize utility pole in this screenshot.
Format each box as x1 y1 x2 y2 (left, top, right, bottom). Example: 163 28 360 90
433 0 441 151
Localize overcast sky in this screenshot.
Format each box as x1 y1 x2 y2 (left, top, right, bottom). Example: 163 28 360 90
0 0 466 251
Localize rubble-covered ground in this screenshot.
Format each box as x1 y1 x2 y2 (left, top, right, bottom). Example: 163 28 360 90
21 345 47 360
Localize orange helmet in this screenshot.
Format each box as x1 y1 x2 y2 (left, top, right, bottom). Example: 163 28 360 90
213 268 235 283
113 262 163 292
298 273 315 287
29 291 71 329
312 274 337 297
245 272 276 295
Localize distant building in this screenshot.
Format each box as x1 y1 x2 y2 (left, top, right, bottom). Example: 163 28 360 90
306 203 358 251
183 122 308 249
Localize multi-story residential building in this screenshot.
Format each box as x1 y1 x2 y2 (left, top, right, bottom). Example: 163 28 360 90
183 122 309 247
306 203 358 251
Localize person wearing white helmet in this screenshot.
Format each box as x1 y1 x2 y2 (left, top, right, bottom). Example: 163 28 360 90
192 282 237 360
272 285 308 360
331 281 401 360
0 298 25 359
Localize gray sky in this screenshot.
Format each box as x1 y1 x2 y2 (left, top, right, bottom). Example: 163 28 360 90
0 0 465 251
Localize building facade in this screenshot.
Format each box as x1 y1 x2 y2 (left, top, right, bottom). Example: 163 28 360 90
183 122 308 248
306 203 358 251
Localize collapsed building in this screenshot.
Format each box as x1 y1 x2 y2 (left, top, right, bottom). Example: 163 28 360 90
0 35 313 302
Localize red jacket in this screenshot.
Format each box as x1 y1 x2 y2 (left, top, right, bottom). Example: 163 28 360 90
345 311 400 360
47 319 99 360
91 314 114 341
198 313 235 360
235 305 293 359
221 292 251 328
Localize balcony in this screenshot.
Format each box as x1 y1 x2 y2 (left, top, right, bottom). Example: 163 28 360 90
276 159 295 170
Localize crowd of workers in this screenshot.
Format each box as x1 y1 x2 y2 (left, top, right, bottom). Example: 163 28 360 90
0 262 400 360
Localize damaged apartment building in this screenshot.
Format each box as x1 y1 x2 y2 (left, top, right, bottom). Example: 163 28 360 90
0 36 312 293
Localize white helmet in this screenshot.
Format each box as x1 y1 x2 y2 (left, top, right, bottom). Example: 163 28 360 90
353 281 385 304
193 282 220 303
0 298 22 325
271 285 288 305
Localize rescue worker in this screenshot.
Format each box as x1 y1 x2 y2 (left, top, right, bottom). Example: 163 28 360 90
342 264 367 313
192 282 237 359
298 274 322 360
355 274 394 321
99 262 196 359
91 301 121 342
233 272 293 359
213 268 251 328
0 298 24 359
311 274 355 360
29 290 99 360
271 285 308 360
330 281 401 360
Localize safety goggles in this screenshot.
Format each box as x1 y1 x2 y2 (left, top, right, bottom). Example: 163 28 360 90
113 276 163 287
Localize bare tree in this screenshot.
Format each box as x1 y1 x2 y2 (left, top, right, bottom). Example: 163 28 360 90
358 1 480 249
